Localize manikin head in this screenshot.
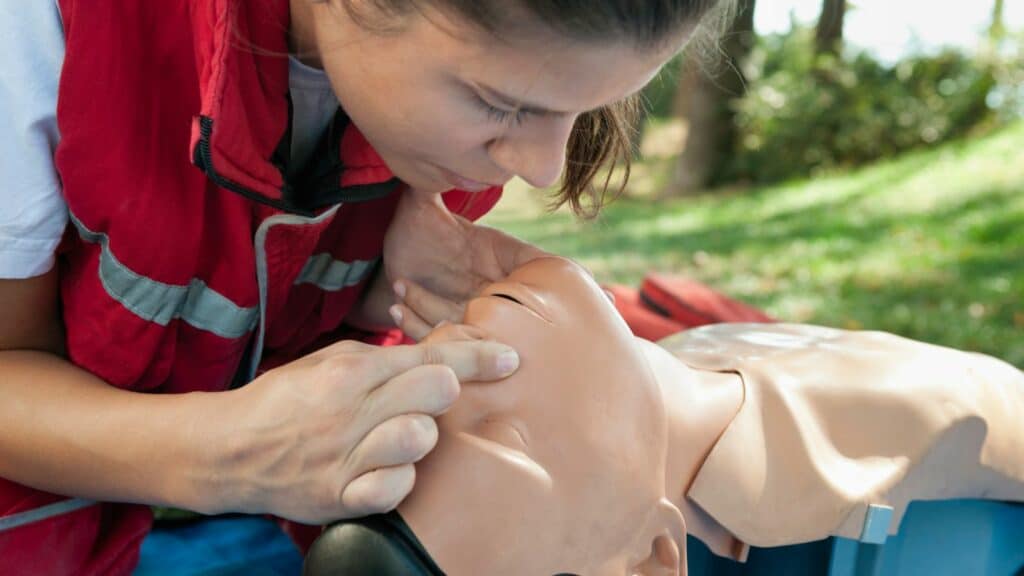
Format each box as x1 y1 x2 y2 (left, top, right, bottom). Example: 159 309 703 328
397 257 688 575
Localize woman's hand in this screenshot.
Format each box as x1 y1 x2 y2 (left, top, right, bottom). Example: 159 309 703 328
381 188 548 339
205 335 519 525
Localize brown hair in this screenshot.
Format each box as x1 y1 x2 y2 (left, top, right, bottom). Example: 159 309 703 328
339 0 733 216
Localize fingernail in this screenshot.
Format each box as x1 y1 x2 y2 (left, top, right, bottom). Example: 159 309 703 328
603 288 616 304
389 305 403 325
496 350 520 376
393 281 406 299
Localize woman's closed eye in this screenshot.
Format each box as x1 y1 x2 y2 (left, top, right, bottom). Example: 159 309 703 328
472 93 530 127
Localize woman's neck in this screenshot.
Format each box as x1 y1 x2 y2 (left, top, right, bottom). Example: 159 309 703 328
288 0 323 68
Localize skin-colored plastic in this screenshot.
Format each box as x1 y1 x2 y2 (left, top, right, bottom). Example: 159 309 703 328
317 255 1024 574
659 321 1024 555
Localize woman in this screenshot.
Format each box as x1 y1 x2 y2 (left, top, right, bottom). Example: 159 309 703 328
0 0 731 573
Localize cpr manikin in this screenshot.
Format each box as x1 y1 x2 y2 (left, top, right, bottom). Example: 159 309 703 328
304 257 1024 575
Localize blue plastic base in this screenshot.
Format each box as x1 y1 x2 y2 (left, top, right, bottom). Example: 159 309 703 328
133 499 1024 575
687 500 1024 576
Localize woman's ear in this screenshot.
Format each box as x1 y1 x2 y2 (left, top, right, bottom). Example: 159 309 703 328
629 498 688 576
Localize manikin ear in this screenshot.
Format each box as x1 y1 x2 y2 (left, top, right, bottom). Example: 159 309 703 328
629 498 689 576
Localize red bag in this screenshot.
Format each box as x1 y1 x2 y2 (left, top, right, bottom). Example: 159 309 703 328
608 273 774 342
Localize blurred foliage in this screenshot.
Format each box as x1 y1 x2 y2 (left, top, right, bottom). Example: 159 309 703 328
722 26 1011 184
640 25 1024 186
982 30 1024 122
485 121 1024 368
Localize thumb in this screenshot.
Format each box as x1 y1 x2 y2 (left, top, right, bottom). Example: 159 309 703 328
423 322 489 344
480 225 549 276
371 337 520 385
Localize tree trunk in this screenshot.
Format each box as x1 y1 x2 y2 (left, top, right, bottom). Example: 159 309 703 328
815 0 846 55
669 0 756 195
629 104 650 161
671 58 695 119
990 0 1006 43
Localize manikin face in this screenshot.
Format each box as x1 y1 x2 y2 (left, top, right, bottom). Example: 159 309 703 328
301 3 678 193
399 257 687 575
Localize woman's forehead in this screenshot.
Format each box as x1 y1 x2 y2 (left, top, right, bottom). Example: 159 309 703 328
409 9 675 115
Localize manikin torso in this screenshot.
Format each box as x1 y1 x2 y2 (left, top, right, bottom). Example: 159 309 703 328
306 257 1024 576
659 322 1024 555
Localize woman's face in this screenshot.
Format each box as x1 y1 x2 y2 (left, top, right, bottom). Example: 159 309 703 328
397 257 685 575
301 2 678 193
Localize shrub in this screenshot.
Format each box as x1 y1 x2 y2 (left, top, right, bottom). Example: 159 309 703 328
719 27 1003 184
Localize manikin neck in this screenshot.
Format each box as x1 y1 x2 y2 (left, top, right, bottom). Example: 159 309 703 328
400 337 748 574
637 338 748 559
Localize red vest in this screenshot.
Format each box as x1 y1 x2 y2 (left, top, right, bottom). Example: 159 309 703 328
0 1 500 573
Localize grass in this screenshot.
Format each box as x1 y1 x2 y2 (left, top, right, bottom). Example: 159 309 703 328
481 121 1024 368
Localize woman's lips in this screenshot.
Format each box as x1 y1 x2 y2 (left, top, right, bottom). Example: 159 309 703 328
438 165 500 192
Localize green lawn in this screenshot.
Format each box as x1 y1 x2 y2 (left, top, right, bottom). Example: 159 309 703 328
482 121 1024 368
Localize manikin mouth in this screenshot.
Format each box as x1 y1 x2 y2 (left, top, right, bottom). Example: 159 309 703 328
455 424 550 482
478 417 529 450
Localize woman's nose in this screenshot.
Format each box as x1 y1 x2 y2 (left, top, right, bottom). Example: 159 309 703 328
488 115 577 189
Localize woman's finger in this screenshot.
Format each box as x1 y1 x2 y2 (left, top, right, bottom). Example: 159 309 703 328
394 278 464 326
347 413 439 474
390 303 433 341
480 225 549 276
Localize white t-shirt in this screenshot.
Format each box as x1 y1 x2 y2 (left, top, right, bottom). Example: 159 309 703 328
0 1 340 279
0 0 67 279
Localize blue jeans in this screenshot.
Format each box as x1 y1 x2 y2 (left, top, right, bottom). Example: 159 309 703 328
134 515 304 576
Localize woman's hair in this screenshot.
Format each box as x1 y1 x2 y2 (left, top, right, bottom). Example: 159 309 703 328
339 0 735 216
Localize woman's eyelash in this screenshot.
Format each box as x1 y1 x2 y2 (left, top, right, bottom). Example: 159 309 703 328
474 95 528 126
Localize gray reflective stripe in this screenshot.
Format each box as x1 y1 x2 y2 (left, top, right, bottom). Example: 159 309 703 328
249 206 342 381
294 254 378 291
69 213 258 339
0 498 96 533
